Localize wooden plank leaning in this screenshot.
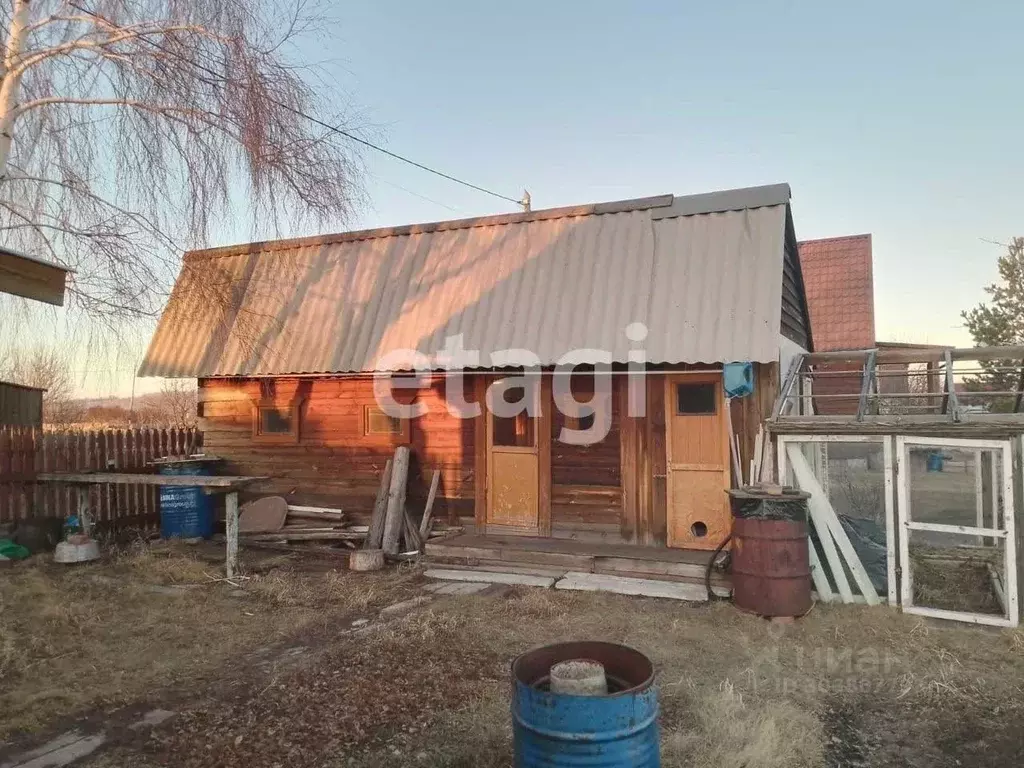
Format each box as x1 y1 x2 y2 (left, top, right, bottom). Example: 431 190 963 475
418 469 441 539
787 444 880 605
364 459 393 550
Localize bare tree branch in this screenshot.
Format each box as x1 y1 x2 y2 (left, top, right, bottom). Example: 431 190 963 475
0 0 362 325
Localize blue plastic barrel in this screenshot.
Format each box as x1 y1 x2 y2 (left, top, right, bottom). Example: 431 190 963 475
156 458 219 539
512 641 660 767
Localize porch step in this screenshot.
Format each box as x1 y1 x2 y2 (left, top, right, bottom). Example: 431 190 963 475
425 541 593 571
423 568 557 588
422 561 569 580
556 571 716 602
424 548 730 590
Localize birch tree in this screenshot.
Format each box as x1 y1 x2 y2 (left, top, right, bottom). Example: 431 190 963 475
0 0 359 322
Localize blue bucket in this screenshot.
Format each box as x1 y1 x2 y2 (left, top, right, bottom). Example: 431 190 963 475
157 458 220 539
512 642 660 767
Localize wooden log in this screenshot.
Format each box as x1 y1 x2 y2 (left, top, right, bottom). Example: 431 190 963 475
364 458 393 550
418 469 441 538
240 530 366 542
402 508 422 553
381 447 410 555
350 549 384 571
286 506 345 521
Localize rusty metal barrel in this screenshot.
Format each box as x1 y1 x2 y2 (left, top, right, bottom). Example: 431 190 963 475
728 487 812 618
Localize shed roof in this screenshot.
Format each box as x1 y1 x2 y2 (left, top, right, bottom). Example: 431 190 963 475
0 247 70 306
0 380 47 392
139 183 800 377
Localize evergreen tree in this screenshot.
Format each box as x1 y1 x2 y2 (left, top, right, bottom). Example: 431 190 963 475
961 237 1024 409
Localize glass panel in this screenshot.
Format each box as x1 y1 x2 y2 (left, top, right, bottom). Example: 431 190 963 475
782 439 891 598
676 382 716 415
259 406 293 434
492 410 535 447
906 446 1002 530
908 528 1005 616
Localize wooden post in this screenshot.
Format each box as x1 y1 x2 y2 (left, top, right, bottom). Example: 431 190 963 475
365 459 393 549
381 446 410 555
225 490 239 579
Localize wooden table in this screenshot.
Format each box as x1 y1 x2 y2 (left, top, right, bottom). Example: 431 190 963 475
38 472 269 578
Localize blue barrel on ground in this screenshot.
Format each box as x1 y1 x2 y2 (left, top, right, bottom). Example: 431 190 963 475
156 457 221 539
512 641 660 767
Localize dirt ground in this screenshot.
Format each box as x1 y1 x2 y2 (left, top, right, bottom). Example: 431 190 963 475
3 545 1024 768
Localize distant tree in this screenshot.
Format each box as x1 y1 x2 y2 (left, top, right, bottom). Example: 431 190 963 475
154 379 197 428
81 403 130 426
0 345 81 426
0 0 360 323
961 237 1024 409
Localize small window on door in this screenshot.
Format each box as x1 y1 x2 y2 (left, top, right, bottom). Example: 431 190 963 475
492 411 535 447
676 382 717 415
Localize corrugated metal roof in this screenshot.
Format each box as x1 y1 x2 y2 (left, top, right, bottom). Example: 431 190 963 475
139 184 793 377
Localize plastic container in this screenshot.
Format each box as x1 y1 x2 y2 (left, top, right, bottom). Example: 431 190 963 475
156 457 221 539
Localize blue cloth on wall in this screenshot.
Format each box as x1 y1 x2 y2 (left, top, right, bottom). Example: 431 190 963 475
723 361 754 398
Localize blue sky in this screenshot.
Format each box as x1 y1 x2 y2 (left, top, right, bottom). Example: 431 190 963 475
12 0 1023 396
299 0 1020 349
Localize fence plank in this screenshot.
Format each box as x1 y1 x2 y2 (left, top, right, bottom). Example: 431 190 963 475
0 426 201 530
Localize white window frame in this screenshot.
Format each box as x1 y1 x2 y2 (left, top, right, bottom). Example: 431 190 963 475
777 434 896 606
895 435 1018 628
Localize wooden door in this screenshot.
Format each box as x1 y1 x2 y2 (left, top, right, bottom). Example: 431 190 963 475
665 372 731 550
486 378 540 535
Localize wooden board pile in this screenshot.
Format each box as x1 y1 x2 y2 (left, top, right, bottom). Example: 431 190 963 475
238 445 450 557
237 496 367 548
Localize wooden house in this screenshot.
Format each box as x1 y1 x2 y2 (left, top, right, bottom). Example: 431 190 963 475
139 183 812 563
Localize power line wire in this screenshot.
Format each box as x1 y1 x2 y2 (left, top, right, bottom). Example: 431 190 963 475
291 108 522 207
67 3 524 208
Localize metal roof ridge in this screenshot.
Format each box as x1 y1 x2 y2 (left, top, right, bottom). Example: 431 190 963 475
184 193 676 260
651 183 791 220
183 182 792 261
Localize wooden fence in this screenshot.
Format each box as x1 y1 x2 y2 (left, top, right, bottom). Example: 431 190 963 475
0 426 203 529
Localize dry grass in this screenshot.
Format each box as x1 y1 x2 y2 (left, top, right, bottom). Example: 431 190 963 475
0 548 424 739
7 555 1024 767
911 552 1003 615
342 587 1024 768
663 680 822 768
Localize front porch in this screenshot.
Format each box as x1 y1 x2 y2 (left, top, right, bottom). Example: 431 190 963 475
424 532 731 590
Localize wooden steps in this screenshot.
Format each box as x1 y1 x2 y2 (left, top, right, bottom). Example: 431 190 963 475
424 537 731 590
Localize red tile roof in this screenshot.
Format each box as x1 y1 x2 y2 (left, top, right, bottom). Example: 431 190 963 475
797 234 875 352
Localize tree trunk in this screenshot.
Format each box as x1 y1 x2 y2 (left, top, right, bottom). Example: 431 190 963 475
0 0 32 180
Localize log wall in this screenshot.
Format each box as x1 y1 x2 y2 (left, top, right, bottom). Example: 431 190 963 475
199 376 476 521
